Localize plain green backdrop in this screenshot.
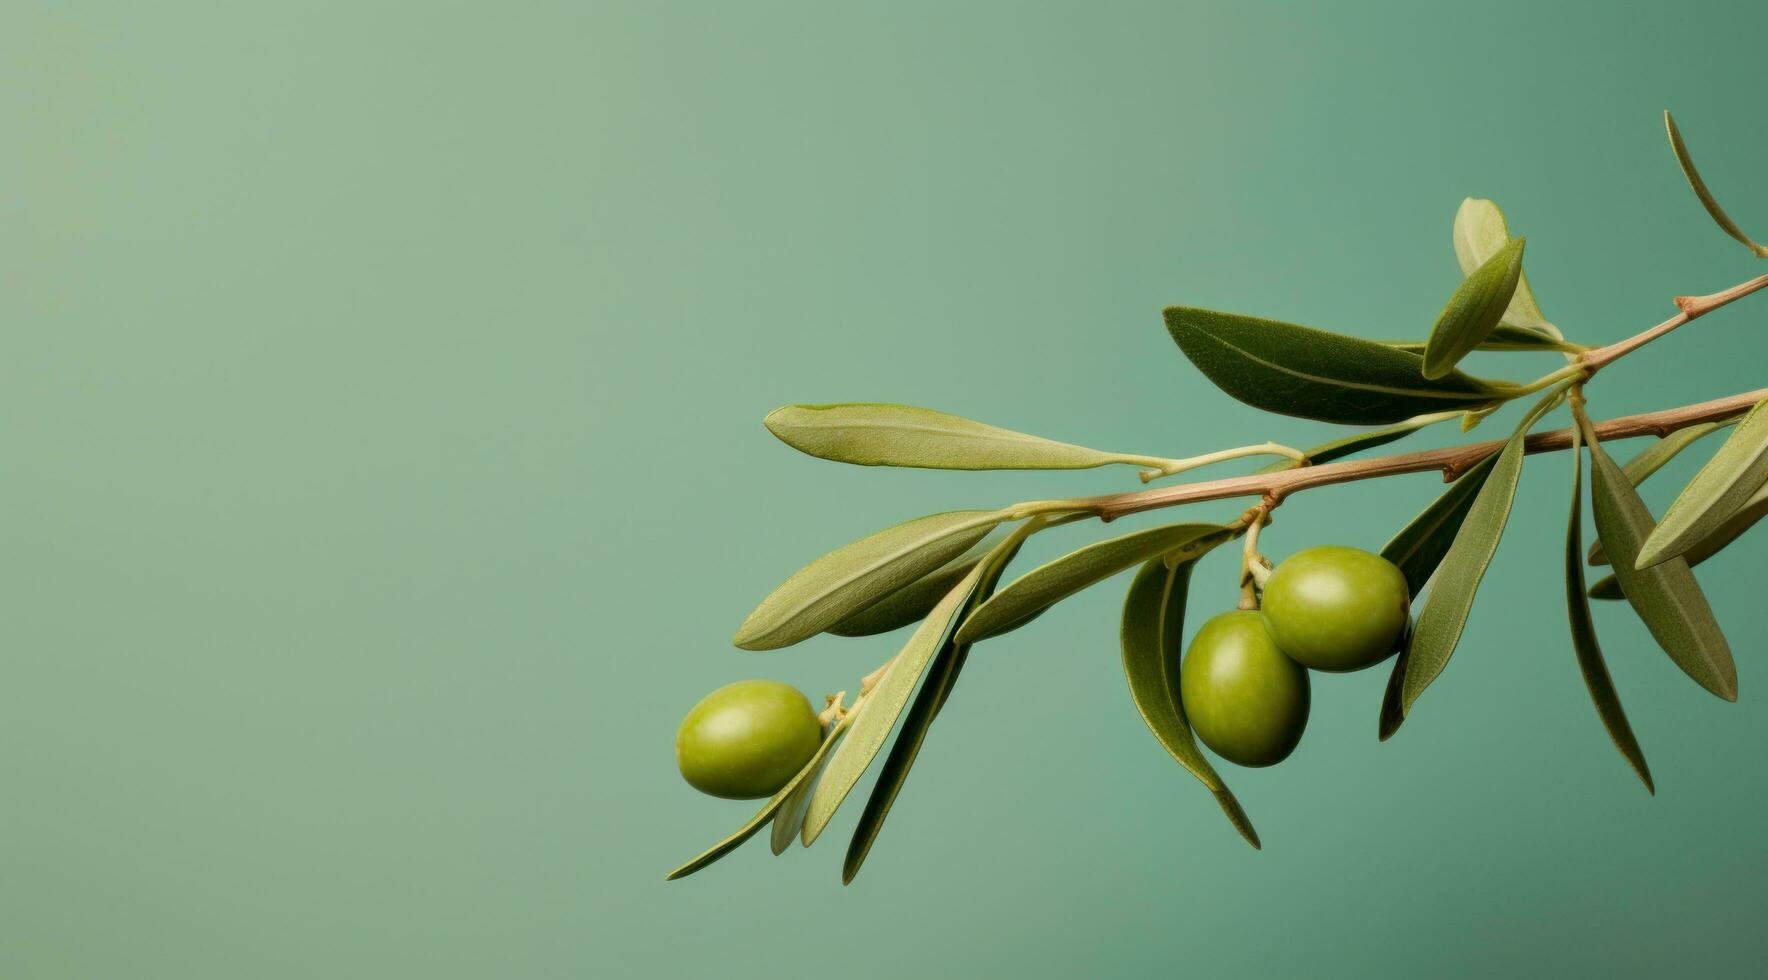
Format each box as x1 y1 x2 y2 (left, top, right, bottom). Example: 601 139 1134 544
5 1 1768 977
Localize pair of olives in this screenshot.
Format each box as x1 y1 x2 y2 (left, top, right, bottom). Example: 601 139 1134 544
673 547 1410 797
1179 546 1409 768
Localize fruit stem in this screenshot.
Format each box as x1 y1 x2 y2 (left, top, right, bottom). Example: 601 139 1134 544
818 691 849 732
1237 505 1272 610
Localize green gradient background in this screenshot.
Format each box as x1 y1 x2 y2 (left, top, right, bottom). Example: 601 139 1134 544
5 2 1768 977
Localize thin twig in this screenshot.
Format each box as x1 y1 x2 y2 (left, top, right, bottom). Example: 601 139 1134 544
1085 387 1767 522
1579 273 1768 373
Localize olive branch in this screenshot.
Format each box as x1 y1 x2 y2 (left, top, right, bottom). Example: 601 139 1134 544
668 110 1768 884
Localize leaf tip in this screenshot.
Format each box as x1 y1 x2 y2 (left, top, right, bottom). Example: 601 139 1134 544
1631 541 1668 571
1212 790 1261 849
951 612 988 646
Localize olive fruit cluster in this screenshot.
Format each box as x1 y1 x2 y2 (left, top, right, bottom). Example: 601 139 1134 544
1180 546 1410 767
675 679 823 799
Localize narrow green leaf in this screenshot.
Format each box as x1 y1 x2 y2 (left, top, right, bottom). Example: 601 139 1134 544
1588 419 1739 565
1383 323 1582 355
734 510 1001 650
1379 452 1501 597
1400 389 1566 714
1376 619 1413 741
1637 398 1768 569
1664 110 1768 259
1257 413 1457 474
1422 238 1526 379
1563 436 1653 792
1453 198 1560 336
841 536 1025 883
666 721 849 880
827 533 1000 637
1585 423 1737 700
764 403 1128 471
955 523 1234 645
770 730 842 854
1120 557 1259 847
1622 419 1739 486
801 565 984 846
1590 483 1768 601
1163 307 1507 425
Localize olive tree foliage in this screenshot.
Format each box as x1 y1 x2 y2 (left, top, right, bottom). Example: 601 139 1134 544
667 112 1768 884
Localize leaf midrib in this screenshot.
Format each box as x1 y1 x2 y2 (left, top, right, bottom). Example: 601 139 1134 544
779 413 1099 457
1187 324 1495 403
1600 458 1733 689
745 511 999 643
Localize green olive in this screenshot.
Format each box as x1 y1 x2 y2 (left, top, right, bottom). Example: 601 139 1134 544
1260 545 1410 673
1178 610 1310 767
675 680 823 799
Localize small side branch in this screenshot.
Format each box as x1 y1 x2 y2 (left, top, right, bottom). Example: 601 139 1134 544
1580 273 1768 373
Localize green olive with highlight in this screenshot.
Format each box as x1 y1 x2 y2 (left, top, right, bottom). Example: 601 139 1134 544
1260 545 1410 673
1178 610 1310 767
675 680 823 799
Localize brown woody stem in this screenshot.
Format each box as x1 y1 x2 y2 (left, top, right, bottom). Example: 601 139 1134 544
1579 273 1768 373
1085 387 1767 522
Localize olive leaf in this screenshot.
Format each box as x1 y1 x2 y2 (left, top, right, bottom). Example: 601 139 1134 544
1376 619 1413 741
1585 420 1737 701
955 523 1234 645
827 532 1002 636
1590 483 1768 601
1257 412 1458 474
1453 198 1560 336
770 734 841 854
1636 398 1768 569
1563 433 1654 792
1163 307 1509 425
801 565 985 847
1382 324 1581 355
764 403 1131 471
1422 237 1526 379
1621 419 1740 485
665 718 851 880
1588 419 1739 565
1379 452 1501 598
1664 110 1768 259
1120 557 1260 847
734 510 1001 650
1399 388 1567 715
841 535 1026 883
